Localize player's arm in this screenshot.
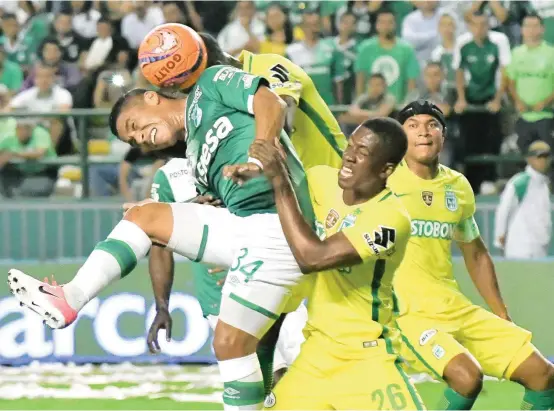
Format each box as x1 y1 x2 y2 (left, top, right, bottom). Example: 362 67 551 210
206 66 287 143
455 203 511 321
249 141 403 272
147 169 177 353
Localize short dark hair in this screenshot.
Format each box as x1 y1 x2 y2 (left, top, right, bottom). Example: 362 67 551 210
425 61 443 71
56 11 72 19
109 89 148 138
369 72 386 83
524 12 544 25
109 88 180 138
199 32 228 67
340 10 356 21
375 10 395 21
362 117 407 165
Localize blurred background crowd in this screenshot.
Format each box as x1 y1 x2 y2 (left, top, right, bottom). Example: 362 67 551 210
0 0 552 202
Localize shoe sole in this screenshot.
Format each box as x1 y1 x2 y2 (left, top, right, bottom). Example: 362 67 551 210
7 269 66 329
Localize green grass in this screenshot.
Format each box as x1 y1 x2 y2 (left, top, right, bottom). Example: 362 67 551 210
0 381 525 410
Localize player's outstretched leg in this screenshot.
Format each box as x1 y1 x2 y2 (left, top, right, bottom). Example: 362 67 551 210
7 203 173 328
438 353 483 410
508 348 554 410
8 202 226 329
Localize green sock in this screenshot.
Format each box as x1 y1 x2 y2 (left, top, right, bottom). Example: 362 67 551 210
256 341 275 396
521 388 554 410
437 387 477 410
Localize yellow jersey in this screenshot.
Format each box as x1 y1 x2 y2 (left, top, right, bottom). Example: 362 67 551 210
238 51 347 169
388 162 481 315
305 166 411 357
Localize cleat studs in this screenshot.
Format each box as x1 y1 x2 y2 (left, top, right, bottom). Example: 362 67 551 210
19 302 24 307
12 277 17 283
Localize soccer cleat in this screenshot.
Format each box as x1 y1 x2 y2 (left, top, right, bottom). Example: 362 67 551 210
7 269 77 329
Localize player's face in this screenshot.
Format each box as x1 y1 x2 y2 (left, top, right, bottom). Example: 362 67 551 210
116 93 178 151
339 126 389 191
403 114 444 164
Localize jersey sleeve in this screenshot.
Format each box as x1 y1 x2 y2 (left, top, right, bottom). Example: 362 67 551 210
201 65 270 115
150 169 175 203
343 201 411 263
453 176 480 243
249 53 303 105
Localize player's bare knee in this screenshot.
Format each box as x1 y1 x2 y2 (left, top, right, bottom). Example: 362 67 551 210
124 203 172 244
511 352 554 391
444 354 483 398
213 321 258 361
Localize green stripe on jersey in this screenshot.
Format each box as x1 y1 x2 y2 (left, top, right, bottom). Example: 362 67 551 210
194 225 209 263
371 260 386 322
298 98 343 157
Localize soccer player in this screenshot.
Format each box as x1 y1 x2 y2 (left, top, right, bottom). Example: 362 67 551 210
144 157 308 387
197 32 347 170
244 118 426 410
8 35 312 410
389 100 554 410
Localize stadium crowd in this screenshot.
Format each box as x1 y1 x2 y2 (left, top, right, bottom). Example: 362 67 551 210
0 0 552 199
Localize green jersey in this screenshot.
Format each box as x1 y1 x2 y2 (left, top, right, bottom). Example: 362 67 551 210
184 65 313 221
150 158 225 318
323 36 359 104
285 40 344 105
355 37 420 104
506 41 554 122
0 125 56 174
0 60 24 92
0 35 36 68
452 31 511 104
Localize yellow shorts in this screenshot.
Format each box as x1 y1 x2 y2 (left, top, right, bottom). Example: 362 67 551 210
267 333 426 410
396 304 533 379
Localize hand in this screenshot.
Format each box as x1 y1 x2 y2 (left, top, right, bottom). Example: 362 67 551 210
223 162 263 185
486 99 501 113
533 100 547 112
496 310 512 322
147 307 172 354
193 194 223 207
122 198 154 213
248 140 288 179
454 99 467 114
515 100 527 114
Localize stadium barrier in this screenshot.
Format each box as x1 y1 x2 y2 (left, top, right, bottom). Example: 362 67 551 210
0 104 521 197
2 198 554 261
0 259 552 365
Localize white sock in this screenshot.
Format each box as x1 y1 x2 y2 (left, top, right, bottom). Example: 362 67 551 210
64 220 151 311
218 353 265 410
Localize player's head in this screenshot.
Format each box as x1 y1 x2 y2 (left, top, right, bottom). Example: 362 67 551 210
109 88 184 151
339 117 407 191
397 100 446 165
198 32 231 68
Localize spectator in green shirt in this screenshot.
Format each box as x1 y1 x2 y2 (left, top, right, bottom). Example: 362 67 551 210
354 10 420 106
0 119 57 198
453 12 511 192
507 14 554 153
0 43 23 95
0 13 37 73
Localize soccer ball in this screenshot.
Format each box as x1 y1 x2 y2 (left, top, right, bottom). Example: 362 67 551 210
138 23 207 90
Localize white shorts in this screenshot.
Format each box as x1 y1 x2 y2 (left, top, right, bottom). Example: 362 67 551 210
205 302 307 370
167 203 308 337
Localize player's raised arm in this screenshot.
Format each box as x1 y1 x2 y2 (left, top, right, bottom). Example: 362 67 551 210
250 118 409 273
454 180 511 321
